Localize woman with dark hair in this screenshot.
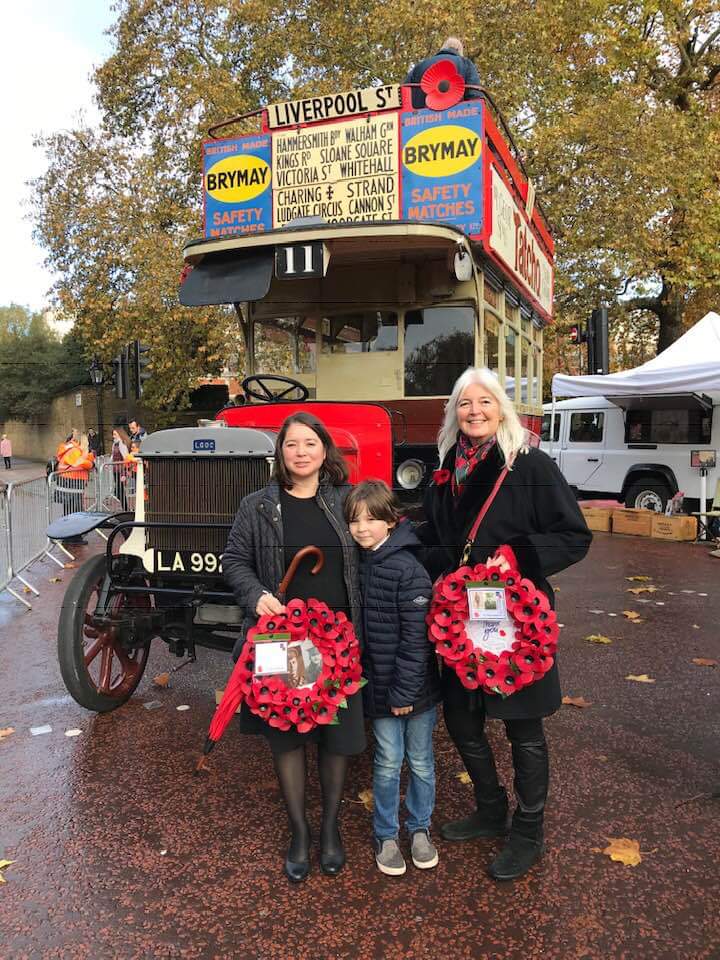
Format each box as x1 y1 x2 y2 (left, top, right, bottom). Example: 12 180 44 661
418 367 591 881
222 412 365 883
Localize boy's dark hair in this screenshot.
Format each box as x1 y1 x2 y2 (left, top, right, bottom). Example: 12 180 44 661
344 479 402 525
272 412 349 488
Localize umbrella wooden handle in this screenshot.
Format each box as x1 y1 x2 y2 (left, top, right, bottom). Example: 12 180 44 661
278 545 324 597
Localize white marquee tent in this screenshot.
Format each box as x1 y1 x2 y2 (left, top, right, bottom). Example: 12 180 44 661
551 311 720 400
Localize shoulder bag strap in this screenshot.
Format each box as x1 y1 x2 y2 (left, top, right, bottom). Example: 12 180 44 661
460 466 510 565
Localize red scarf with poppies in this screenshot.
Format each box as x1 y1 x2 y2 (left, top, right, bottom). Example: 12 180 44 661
452 434 497 496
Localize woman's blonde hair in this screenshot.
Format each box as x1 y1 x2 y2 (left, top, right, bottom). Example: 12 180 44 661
437 367 528 467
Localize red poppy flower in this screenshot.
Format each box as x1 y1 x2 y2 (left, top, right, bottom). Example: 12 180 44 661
433 606 455 628
420 60 465 110
430 621 452 643
179 263 193 286
462 668 480 690
322 684 345 706
433 468 451 485
440 575 465 603
495 668 520 695
477 662 499 685
296 718 315 734
512 650 541 674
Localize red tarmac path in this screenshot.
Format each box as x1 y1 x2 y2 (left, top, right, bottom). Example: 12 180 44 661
1 533 718 959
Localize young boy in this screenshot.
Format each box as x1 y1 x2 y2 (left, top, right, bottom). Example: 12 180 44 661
345 479 441 876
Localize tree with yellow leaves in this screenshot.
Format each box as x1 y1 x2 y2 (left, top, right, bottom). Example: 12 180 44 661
31 0 720 411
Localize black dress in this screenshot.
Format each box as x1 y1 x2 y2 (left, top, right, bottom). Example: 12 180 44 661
239 489 366 756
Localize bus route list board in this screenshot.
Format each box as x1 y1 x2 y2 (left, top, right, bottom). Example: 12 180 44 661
202 103 483 239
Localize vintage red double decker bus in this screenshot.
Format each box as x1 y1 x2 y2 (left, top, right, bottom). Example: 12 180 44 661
51 71 555 712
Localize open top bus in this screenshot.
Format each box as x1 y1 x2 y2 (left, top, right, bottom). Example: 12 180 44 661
50 72 555 711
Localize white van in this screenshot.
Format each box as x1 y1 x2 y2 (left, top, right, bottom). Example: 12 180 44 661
540 395 719 513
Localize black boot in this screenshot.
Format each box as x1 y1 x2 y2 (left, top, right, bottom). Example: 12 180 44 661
488 737 548 881
440 733 509 841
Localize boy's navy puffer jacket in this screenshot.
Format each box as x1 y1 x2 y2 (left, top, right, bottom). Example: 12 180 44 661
359 520 441 718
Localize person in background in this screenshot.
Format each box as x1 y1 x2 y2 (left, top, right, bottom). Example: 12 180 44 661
87 429 102 457
405 36 482 109
345 479 441 878
111 428 130 510
417 367 591 881
1 434 11 469
122 441 141 506
128 419 147 445
222 412 365 884
57 435 96 545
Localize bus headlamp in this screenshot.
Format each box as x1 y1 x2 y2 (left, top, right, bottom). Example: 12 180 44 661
396 459 424 490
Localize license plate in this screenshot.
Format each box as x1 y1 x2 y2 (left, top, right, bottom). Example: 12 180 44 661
155 550 224 576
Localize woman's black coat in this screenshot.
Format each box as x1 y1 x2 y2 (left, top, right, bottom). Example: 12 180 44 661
417 442 592 720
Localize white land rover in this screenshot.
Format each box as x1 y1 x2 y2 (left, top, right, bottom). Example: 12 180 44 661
540 395 719 514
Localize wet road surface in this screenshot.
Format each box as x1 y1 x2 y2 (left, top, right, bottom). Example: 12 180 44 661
1 533 719 959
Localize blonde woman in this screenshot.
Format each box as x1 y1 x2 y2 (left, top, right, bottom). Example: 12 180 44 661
418 367 591 880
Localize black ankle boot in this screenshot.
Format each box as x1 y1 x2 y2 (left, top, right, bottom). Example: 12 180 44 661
319 822 346 876
487 831 545 881
284 823 311 883
440 789 509 841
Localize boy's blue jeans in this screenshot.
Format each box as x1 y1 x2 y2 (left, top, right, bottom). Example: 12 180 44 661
372 707 437 840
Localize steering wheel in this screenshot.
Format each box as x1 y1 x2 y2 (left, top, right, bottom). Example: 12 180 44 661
241 375 310 403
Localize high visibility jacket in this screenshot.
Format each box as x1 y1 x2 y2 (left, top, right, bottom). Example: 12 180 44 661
123 452 138 474
58 444 95 481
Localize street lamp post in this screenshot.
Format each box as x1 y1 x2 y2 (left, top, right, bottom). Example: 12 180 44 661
88 358 105 455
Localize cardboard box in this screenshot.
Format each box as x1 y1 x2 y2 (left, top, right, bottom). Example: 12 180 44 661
651 514 697 541
611 508 654 537
581 507 613 532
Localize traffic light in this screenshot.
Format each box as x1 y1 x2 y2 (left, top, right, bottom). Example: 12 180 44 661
112 347 129 400
132 340 152 399
589 307 609 375
569 324 587 345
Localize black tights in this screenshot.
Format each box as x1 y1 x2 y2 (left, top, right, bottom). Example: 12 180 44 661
273 744 348 859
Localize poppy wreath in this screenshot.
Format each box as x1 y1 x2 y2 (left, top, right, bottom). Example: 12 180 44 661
235 598 363 733
427 557 559 697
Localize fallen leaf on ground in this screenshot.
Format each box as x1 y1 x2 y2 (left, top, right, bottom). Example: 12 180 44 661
584 634 613 645
64 562 77 569
0 859 16 883
562 696 592 708
625 674 656 683
49 577 63 584
456 771 472 784
22 586 31 594
627 586 658 595
152 673 170 688
626 576 652 582
622 610 643 621
0 727 15 741
693 624 700 630
358 789 374 811
691 658 718 668
599 838 642 867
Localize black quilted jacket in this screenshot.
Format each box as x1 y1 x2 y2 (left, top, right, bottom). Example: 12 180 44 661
222 481 362 660
359 520 441 718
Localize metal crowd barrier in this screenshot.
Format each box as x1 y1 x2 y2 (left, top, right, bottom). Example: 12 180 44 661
98 461 137 514
2 476 67 609
0 489 12 601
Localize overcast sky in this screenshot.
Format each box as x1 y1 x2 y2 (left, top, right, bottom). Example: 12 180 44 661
1 2 115 312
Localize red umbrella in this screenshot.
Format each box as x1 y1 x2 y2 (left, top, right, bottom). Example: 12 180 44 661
195 546 324 773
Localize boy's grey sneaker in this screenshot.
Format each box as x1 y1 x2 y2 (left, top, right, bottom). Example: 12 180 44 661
411 829 439 869
375 838 407 876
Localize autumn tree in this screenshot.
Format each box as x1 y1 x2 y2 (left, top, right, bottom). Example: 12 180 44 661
32 0 720 409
